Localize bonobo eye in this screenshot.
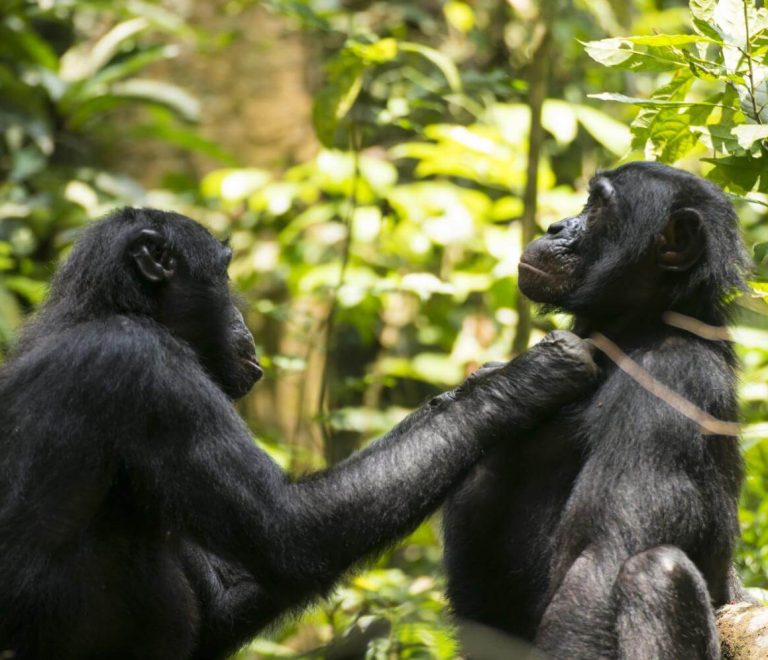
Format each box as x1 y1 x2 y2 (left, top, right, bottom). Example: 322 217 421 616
217 239 233 278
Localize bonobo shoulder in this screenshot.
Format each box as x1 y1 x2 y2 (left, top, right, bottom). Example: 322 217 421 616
591 332 736 427
19 316 171 374
7 316 217 408
636 333 733 387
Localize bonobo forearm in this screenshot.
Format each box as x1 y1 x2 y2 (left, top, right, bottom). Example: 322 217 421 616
277 331 597 591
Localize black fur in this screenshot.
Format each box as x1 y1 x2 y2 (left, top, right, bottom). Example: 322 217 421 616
0 208 598 659
443 162 750 659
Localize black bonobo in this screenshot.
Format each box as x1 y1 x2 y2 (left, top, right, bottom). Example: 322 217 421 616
443 162 749 659
0 208 598 660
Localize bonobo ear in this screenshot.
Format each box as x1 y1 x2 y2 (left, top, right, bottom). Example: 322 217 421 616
655 208 706 272
128 229 177 283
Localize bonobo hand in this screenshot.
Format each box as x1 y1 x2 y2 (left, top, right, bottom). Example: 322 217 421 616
432 330 599 437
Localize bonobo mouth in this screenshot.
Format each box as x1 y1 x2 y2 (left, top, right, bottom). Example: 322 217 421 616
242 354 264 383
518 260 553 280
517 255 572 303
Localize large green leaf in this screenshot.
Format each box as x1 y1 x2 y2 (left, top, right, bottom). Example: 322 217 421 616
584 37 691 72
589 92 723 108
109 79 200 121
704 155 765 193
60 18 149 82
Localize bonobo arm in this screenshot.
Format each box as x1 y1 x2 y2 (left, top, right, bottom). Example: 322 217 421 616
119 329 596 649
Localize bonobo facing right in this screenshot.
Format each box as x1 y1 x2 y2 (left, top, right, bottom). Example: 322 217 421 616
444 162 749 659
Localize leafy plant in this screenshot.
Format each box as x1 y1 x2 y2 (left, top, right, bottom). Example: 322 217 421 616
0 0 207 353
585 0 768 195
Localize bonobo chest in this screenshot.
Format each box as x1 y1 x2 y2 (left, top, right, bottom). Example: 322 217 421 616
443 405 591 637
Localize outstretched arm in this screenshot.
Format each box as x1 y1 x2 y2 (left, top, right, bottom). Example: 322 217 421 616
125 331 597 653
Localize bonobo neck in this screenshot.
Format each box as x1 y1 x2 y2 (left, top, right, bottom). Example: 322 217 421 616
571 304 730 342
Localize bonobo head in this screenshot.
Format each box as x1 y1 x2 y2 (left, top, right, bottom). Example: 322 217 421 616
518 162 749 326
34 208 262 399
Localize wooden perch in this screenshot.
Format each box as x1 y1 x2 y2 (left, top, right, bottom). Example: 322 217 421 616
718 602 768 659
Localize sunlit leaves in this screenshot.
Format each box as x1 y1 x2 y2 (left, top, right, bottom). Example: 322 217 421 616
312 38 461 148
587 0 768 196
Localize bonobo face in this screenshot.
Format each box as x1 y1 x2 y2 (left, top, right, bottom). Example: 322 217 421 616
518 163 707 314
518 177 614 306
128 216 263 399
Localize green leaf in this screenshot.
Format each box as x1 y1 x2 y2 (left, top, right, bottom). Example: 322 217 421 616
583 37 689 72
0 19 58 69
703 155 764 193
109 79 200 121
690 0 717 24
60 18 149 82
692 17 723 41
732 124 768 149
400 273 454 300
312 54 365 148
621 34 717 46
626 71 695 151
348 38 398 64
712 0 749 46
311 37 404 147
68 46 175 101
690 123 741 154
400 42 462 92
589 92 723 109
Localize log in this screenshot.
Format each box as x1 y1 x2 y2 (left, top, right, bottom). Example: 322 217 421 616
718 602 768 659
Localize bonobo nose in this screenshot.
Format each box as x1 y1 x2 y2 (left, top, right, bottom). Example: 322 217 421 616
547 222 564 235
547 216 579 236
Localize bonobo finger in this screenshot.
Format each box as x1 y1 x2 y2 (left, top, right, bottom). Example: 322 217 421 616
528 330 600 379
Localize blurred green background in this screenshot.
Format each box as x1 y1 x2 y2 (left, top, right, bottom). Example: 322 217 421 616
2 0 768 656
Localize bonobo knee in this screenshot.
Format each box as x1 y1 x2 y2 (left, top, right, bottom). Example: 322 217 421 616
617 546 699 593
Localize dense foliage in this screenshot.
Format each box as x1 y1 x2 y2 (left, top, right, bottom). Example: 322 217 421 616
1 0 767 657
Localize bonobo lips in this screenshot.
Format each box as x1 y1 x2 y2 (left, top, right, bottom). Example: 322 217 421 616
243 356 264 383
518 259 553 280
517 254 569 302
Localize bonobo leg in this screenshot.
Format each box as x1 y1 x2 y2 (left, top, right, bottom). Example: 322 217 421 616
535 546 719 660
612 546 719 660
